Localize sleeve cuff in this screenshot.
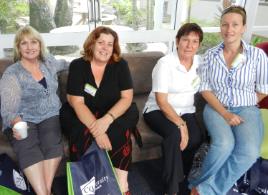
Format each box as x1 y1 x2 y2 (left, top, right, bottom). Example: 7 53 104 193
199 83 212 92
256 84 268 95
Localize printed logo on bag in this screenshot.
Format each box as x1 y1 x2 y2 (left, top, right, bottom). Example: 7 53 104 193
95 176 109 190
191 76 200 90
256 187 268 194
80 176 95 195
13 169 27 190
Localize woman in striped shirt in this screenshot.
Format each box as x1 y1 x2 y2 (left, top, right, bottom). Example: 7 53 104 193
190 6 268 195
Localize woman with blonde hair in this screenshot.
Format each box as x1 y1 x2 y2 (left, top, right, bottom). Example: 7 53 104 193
190 6 268 195
0 25 68 195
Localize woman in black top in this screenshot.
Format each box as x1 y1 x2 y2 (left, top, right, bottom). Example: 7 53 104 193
60 26 138 194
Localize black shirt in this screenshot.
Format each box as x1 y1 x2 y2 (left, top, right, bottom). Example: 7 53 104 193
67 57 133 117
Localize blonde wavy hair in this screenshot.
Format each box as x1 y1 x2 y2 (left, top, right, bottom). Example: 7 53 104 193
13 25 47 62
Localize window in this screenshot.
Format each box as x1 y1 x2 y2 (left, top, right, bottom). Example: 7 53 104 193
251 0 268 44
0 0 266 58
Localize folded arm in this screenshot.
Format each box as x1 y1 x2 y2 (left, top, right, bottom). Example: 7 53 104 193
67 89 133 150
90 89 133 138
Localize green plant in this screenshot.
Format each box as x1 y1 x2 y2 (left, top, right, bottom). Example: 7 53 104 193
198 32 222 54
108 0 146 28
0 0 28 33
188 18 222 54
251 35 265 46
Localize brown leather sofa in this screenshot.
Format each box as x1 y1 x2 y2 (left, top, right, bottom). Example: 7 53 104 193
0 52 167 163
0 51 207 164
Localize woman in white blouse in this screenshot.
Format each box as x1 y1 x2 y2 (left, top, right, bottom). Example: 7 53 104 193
190 6 268 195
143 23 204 195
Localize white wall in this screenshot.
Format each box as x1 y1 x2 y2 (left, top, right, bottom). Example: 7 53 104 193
190 1 222 22
254 5 268 25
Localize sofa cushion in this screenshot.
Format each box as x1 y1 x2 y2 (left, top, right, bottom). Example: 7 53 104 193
58 70 68 103
0 131 16 161
0 52 166 163
58 52 165 103
0 58 13 77
134 94 162 144
131 94 163 162
123 52 164 95
256 42 268 55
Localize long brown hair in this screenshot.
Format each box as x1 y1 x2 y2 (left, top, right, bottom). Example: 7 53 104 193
81 26 121 63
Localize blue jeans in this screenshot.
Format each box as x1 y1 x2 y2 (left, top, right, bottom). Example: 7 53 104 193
189 104 264 195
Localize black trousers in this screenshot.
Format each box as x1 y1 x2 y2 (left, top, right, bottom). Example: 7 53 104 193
143 110 202 194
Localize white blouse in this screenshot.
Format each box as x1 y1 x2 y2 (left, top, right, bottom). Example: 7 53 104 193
143 51 201 115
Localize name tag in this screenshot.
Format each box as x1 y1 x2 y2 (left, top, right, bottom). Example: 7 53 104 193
191 76 200 90
232 53 245 68
84 83 97 97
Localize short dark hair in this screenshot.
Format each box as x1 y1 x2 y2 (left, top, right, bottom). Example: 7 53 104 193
176 23 203 43
221 6 247 25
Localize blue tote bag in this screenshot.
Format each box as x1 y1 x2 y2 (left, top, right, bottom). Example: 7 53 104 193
0 154 35 195
67 141 122 195
227 157 268 195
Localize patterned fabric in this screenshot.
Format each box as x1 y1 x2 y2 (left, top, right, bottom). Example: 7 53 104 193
188 142 210 181
0 55 68 130
60 102 139 171
69 127 132 171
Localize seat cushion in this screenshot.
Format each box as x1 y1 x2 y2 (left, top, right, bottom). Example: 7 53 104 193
132 94 162 162
0 131 16 161
123 52 164 95
259 96 268 109
256 42 268 55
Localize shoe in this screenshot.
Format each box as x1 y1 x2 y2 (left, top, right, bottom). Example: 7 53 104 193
190 187 199 195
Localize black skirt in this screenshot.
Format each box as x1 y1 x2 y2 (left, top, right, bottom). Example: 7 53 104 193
60 102 140 171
